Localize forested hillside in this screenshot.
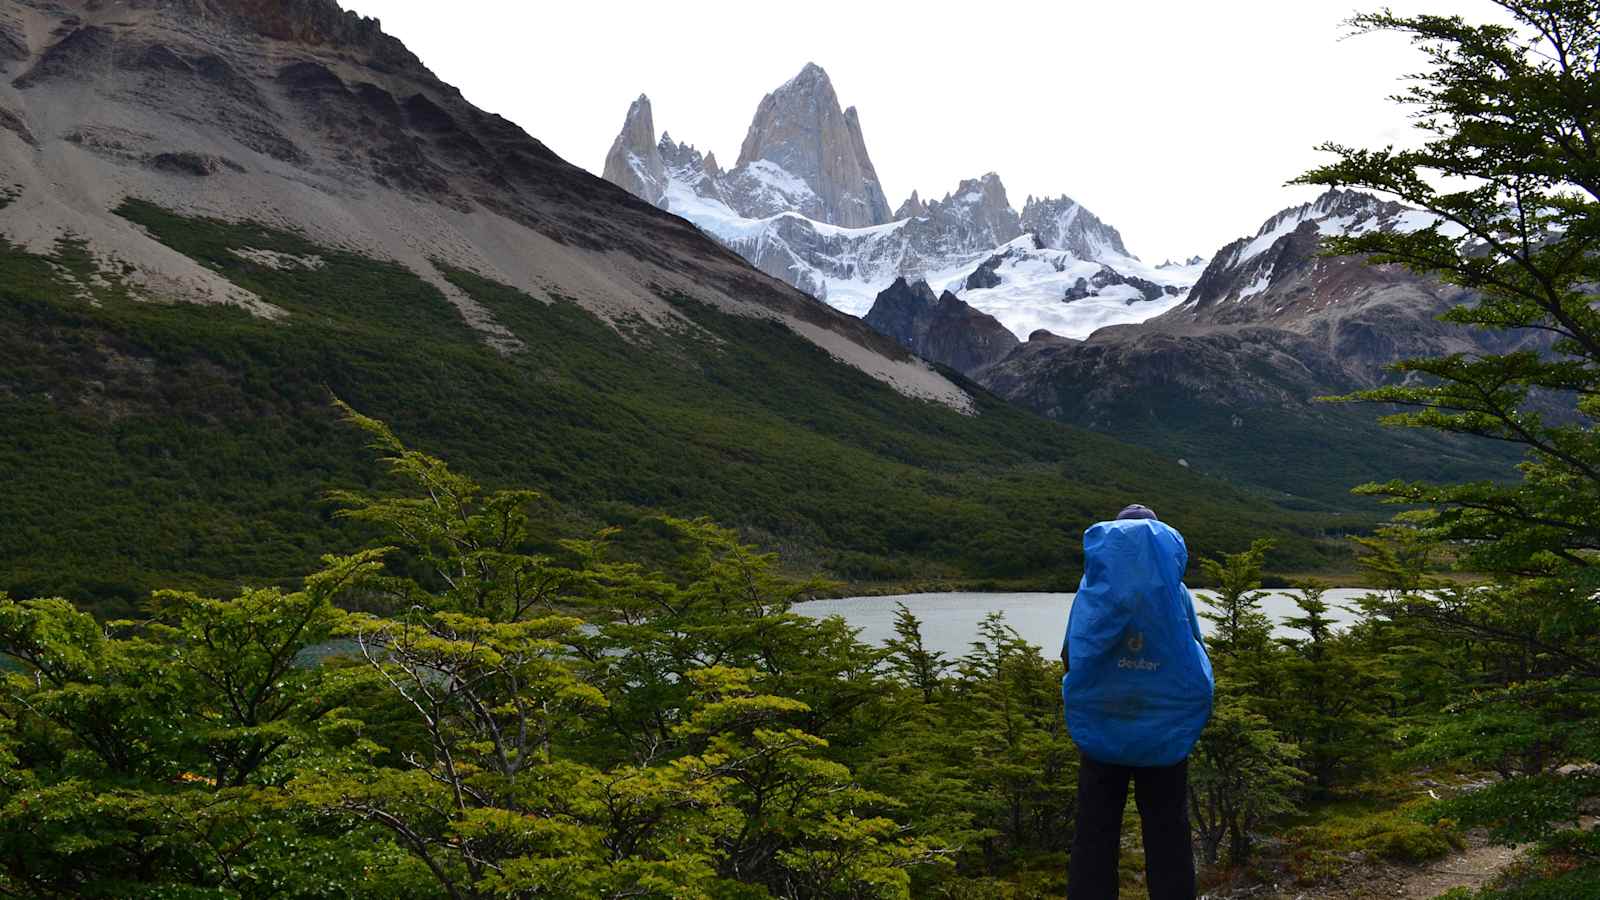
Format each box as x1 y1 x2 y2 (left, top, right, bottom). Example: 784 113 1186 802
0 199 1334 611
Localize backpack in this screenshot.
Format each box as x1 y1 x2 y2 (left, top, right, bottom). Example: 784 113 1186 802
1061 518 1214 767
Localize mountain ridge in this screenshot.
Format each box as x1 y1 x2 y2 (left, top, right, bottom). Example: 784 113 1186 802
601 69 1189 339
858 187 1533 504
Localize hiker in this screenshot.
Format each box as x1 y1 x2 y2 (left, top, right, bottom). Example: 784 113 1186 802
1061 504 1214 900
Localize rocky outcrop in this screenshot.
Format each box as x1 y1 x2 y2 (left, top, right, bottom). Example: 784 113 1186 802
146 150 245 175
1021 194 1132 260
601 94 666 205
864 277 1020 373
913 173 1023 249
0 104 35 146
1184 189 1413 314
1061 266 1180 304
733 63 891 226
969 190 1540 502
894 190 927 218
176 0 424 70
13 25 114 88
0 9 29 66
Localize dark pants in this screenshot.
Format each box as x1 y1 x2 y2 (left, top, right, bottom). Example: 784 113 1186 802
1068 753 1195 900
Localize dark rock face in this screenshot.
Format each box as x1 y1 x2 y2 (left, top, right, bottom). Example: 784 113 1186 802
864 277 1020 373
146 151 245 176
176 0 424 71
0 12 27 65
13 25 113 87
0 105 35 146
1026 329 1077 345
965 255 1002 290
1060 266 1179 304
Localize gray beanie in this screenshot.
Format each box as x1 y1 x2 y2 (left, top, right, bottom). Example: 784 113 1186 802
1115 504 1158 521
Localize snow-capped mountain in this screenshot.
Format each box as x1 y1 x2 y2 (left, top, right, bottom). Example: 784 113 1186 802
732 62 892 227
602 65 890 229
601 64 1195 341
1019 194 1132 261
1182 188 1467 317
941 235 1199 340
968 188 1534 503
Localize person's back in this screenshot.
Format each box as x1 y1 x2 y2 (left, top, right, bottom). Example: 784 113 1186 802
1061 504 1213 899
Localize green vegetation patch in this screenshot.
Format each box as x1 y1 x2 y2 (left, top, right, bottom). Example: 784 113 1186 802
1285 807 1464 883
0 201 1339 611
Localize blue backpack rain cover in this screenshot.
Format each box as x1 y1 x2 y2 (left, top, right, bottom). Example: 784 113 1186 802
1061 518 1214 767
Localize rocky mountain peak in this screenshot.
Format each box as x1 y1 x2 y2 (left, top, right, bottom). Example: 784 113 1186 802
921 173 1022 247
1184 188 1424 313
864 277 1021 373
1020 193 1132 261
732 62 892 227
783 60 830 92
178 0 422 68
602 93 667 205
895 190 927 219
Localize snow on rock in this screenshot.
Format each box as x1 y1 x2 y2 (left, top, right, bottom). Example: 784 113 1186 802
950 237 1189 340
1186 188 1471 313
600 70 1204 344
1020 194 1132 261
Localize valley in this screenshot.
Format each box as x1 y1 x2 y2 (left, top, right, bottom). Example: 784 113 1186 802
0 0 1374 611
601 69 1530 509
1 1 1595 898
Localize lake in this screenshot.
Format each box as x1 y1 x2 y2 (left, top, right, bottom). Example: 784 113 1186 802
794 589 1376 660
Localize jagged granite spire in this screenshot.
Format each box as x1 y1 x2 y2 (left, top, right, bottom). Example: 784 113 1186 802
1020 194 1132 261
924 173 1022 248
732 62 892 227
602 94 666 205
895 190 927 218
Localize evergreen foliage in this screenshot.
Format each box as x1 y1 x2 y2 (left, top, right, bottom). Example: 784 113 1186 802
0 415 1091 898
1290 0 1600 887
0 202 1338 611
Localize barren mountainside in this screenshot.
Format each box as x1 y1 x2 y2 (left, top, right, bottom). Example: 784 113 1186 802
0 0 969 405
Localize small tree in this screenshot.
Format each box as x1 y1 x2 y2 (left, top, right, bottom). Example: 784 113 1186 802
883 602 948 703
1276 582 1395 790
1187 698 1305 865
1197 540 1276 661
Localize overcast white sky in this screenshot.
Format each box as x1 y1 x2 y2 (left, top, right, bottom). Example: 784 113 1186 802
343 0 1506 263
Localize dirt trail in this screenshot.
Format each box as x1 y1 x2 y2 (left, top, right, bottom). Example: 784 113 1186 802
1389 839 1527 899
1318 815 1596 899
1253 831 1529 899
